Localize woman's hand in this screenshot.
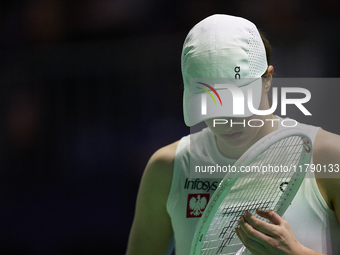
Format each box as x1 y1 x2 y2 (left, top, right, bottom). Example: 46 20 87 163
235 209 314 255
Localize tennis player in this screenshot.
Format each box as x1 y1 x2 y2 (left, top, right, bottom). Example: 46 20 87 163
126 14 340 255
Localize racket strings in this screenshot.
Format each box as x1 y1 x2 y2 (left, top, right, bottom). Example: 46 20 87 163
200 135 306 254
259 136 302 169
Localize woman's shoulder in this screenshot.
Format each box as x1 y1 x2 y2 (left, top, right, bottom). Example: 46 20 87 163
314 128 340 165
148 140 180 169
139 140 180 205
313 128 340 222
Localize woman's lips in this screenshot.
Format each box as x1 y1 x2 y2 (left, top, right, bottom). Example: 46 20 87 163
220 132 242 141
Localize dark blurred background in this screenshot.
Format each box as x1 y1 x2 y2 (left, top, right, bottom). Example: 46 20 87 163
0 1 339 254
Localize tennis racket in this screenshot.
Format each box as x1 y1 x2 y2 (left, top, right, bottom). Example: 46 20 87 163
190 128 312 255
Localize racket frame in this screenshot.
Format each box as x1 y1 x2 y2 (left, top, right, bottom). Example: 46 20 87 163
190 128 313 255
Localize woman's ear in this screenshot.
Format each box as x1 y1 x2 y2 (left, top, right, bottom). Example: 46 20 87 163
267 65 274 77
263 65 274 93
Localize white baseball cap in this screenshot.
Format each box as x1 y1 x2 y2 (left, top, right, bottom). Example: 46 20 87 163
182 14 268 126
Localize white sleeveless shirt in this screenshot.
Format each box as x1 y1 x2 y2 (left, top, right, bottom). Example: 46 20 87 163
166 120 340 254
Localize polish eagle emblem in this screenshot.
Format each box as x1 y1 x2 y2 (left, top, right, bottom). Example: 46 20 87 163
189 195 208 216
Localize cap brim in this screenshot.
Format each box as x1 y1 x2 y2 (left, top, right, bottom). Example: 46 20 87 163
183 78 263 126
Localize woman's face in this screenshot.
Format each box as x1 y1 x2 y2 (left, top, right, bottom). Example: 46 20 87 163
205 114 268 149
205 68 277 158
